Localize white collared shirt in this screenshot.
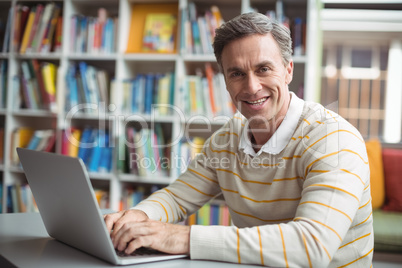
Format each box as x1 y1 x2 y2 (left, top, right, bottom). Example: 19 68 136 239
239 91 304 156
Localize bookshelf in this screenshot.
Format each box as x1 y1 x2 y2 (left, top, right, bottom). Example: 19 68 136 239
0 0 320 215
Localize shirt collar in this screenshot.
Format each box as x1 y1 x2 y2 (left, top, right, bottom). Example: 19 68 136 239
239 92 304 156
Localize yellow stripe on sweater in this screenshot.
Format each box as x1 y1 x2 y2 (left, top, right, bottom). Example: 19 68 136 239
188 168 218 184
302 233 313 268
149 200 169 222
299 201 352 222
233 209 293 222
311 234 331 260
237 228 241 263
338 233 371 250
176 179 215 197
257 226 264 266
216 169 272 185
294 217 342 241
337 248 373 268
304 149 368 177
278 225 289 268
308 184 359 202
220 186 301 204
154 196 175 222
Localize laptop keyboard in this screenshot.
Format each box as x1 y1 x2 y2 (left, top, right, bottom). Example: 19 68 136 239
116 247 164 257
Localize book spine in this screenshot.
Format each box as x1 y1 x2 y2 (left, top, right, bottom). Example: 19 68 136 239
20 7 36 54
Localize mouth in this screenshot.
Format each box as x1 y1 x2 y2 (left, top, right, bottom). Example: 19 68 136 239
245 97 268 105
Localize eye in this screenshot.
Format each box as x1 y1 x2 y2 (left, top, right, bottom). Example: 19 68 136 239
230 71 243 78
258 66 270 73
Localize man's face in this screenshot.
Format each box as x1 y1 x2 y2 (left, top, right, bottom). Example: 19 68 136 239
221 34 293 127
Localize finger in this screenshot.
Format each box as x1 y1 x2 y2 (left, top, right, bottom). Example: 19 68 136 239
104 212 123 233
125 236 151 255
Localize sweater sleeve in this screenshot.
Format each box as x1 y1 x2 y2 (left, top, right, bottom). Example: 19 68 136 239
133 137 222 223
189 119 372 267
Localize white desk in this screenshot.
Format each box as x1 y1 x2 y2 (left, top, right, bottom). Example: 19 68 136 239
0 212 258 268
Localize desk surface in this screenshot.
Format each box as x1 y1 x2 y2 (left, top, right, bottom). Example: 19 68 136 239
0 212 258 268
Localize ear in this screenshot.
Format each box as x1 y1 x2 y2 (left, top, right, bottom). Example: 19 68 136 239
285 60 294 85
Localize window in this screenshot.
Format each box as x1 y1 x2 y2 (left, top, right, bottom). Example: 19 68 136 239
320 1 402 143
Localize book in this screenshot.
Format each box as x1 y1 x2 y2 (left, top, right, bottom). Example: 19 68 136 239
29 3 54 52
0 128 4 164
41 62 57 112
0 60 7 109
10 127 34 165
142 13 177 53
156 73 172 115
53 15 63 52
20 61 39 109
19 6 36 53
2 7 13 53
144 73 154 114
26 4 44 53
69 128 82 157
77 127 95 164
126 127 139 175
99 132 112 173
26 130 46 150
31 59 48 109
35 129 55 152
65 63 79 111
88 129 103 172
40 4 61 53
188 3 201 54
126 3 178 53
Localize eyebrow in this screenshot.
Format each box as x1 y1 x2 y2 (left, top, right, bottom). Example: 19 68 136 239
225 60 275 74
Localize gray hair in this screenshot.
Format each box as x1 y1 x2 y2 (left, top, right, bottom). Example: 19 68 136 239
213 12 293 69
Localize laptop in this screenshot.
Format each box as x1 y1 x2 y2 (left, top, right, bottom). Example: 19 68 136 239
17 148 188 265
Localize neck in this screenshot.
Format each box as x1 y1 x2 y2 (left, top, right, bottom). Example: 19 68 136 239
249 92 292 149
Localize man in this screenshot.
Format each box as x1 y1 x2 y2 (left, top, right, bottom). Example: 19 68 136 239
105 12 373 267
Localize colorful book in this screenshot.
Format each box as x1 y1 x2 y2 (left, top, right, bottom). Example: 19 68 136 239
29 3 54 52
25 4 44 53
31 60 48 109
142 13 177 53
144 73 154 114
41 62 57 112
20 6 36 53
40 4 61 53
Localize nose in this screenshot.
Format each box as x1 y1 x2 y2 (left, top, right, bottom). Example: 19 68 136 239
245 73 262 95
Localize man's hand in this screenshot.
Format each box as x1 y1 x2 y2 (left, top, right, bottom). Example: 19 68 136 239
104 209 190 255
104 209 149 234
111 219 190 255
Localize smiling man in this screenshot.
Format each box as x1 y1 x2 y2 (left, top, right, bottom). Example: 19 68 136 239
104 12 373 267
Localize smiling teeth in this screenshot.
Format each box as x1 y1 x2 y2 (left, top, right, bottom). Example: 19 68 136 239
247 97 267 105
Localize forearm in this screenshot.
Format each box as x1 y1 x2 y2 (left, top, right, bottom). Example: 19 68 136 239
133 153 221 223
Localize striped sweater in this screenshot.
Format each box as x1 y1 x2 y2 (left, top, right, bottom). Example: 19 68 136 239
134 95 373 267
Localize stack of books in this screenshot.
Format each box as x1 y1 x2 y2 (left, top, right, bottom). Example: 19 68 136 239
17 60 58 112
5 183 38 213
111 72 174 116
125 124 170 177
65 62 110 115
61 127 113 174
120 185 161 210
180 3 224 55
9 127 56 166
70 7 118 54
177 63 234 119
15 3 62 54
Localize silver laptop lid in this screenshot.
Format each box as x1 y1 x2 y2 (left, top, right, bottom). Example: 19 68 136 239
17 148 118 264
